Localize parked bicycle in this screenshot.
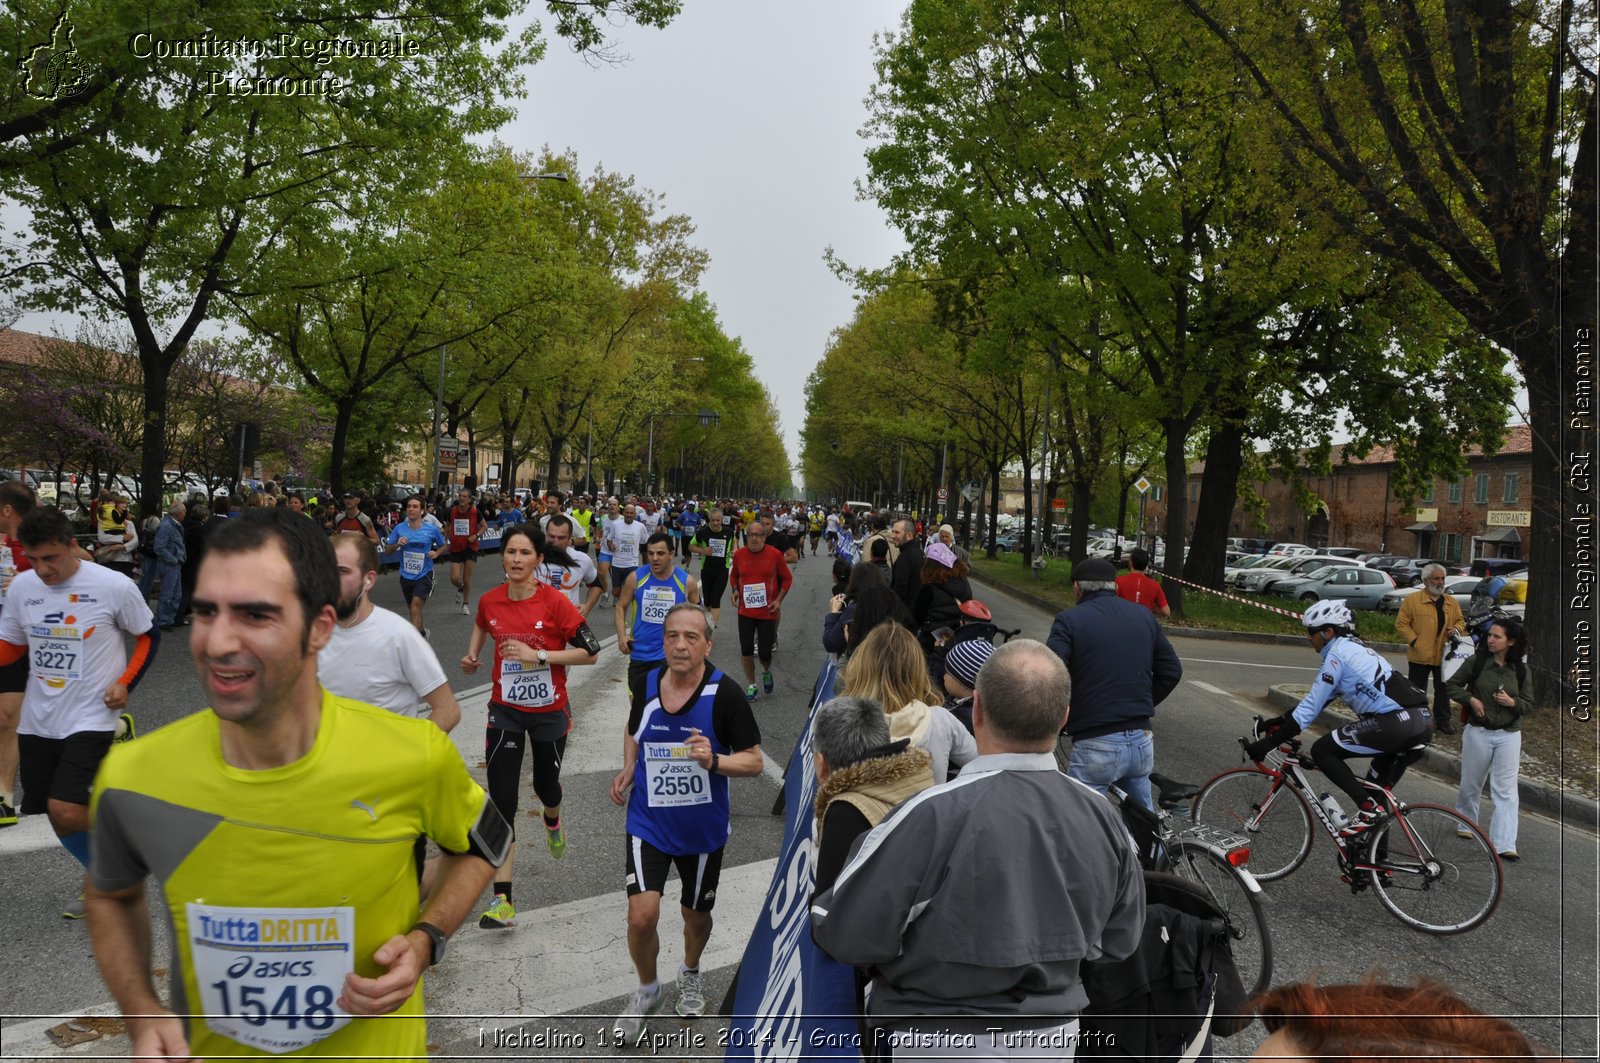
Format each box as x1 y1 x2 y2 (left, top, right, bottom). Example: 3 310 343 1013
1110 774 1273 998
1191 717 1503 934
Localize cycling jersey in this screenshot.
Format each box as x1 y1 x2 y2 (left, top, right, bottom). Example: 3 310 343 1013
89 694 500 1060
1289 635 1405 731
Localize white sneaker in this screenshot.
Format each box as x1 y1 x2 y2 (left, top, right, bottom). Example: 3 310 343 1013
675 967 705 1018
616 984 665 1041
461 602 469 615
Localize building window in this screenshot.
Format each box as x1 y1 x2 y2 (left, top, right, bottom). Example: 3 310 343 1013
1503 472 1519 503
1475 473 1489 504
1188 480 1200 501
1448 479 1462 503
1150 485 1162 501
1421 481 1435 503
1439 532 1461 562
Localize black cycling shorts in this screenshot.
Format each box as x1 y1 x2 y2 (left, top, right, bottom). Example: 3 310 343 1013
700 566 729 609
1330 708 1433 754
625 834 724 911
18 731 114 812
738 614 777 661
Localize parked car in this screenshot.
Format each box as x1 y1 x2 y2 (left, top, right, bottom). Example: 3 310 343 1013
1384 557 1454 588
1273 565 1397 609
1224 554 1275 586
1468 557 1525 579
1376 575 1482 613
1320 547 1366 559
1238 554 1361 594
1231 537 1276 555
992 530 1026 553
1267 542 1313 556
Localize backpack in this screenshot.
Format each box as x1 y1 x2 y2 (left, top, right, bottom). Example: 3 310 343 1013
1381 668 1430 709
1079 871 1252 1060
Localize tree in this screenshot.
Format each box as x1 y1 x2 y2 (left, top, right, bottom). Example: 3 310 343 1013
1 0 680 517
1178 0 1596 701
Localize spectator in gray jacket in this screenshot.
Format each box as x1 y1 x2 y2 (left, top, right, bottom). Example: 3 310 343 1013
152 501 187 629
812 639 1145 1060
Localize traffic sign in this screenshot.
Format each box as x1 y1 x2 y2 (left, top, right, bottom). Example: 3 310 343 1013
961 481 980 503
1135 476 1152 495
437 437 460 472
937 486 949 502
1051 497 1066 511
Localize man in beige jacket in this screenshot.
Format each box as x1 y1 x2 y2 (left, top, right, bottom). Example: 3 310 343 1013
1395 563 1466 735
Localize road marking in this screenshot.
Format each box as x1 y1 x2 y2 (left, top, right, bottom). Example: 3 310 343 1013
1191 680 1245 701
1181 657 1303 670
0 813 60 855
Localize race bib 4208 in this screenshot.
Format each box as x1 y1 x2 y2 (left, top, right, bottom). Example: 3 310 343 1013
186 903 355 1054
500 659 555 708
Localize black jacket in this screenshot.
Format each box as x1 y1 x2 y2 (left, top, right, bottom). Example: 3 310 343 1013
1045 589 1182 738
890 541 925 607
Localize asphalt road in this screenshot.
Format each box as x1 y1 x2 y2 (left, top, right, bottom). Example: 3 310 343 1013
0 546 1594 1061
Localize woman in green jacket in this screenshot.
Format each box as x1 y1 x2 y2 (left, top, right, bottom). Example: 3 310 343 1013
1448 617 1532 860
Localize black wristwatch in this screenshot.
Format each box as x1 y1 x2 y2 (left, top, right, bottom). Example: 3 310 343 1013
411 921 447 966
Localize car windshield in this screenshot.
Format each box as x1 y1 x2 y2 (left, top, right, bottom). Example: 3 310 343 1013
1299 566 1339 580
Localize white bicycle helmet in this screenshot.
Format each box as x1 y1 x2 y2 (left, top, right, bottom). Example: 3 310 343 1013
1302 599 1354 630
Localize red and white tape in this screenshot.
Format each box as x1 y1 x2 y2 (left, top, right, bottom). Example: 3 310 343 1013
1159 572 1307 621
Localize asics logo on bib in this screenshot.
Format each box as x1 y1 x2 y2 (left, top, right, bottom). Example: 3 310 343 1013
227 956 315 979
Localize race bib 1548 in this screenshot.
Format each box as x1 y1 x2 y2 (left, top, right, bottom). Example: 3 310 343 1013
186 903 355 1054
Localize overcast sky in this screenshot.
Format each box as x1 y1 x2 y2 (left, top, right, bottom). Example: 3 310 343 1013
508 0 910 488
9 1 910 490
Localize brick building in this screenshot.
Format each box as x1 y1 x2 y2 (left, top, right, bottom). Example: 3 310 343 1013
1148 426 1533 563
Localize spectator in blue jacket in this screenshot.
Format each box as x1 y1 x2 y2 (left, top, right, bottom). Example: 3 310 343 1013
152 500 188 630
1045 556 1182 809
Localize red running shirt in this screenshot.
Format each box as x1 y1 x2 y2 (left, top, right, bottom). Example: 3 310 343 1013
447 505 480 552
1115 572 1169 613
474 582 584 717
730 544 793 620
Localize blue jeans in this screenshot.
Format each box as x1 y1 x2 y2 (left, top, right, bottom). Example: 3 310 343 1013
1455 723 1521 854
155 561 183 626
1068 729 1155 810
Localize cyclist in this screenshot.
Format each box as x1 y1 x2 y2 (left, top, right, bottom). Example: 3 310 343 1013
1244 600 1433 839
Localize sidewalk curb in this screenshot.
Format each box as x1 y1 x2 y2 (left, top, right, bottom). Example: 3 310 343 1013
967 570 1407 651
1265 684 1600 827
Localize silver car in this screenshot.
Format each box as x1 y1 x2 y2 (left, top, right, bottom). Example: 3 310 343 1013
1273 565 1397 610
1375 575 1482 614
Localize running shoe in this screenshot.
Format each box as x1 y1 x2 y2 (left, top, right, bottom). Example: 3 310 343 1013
1456 826 1474 839
114 713 136 743
744 684 758 703
0 800 16 827
616 984 665 1041
1499 850 1520 861
63 894 86 920
761 670 774 694
461 601 469 615
546 820 566 860
675 968 706 1019
1337 801 1382 841
454 589 463 607
478 893 517 930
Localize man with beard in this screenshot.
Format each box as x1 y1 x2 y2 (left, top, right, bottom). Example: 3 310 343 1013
319 533 460 733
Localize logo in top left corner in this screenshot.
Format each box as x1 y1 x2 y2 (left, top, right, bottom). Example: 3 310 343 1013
20 7 93 102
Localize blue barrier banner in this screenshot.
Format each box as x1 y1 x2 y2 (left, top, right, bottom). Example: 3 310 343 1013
378 526 505 566
726 685 860 1062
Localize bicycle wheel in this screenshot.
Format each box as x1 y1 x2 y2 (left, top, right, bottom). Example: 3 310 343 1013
1191 768 1314 881
1365 804 1503 934
1169 839 1274 999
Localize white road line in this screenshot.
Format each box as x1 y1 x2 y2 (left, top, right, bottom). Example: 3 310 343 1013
1190 680 1242 700
0 813 60 856
1181 657 1303 670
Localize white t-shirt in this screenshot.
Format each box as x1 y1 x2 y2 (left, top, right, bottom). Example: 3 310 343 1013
607 520 650 569
638 509 663 533
536 553 600 609
318 606 449 718
0 563 154 738
826 514 841 533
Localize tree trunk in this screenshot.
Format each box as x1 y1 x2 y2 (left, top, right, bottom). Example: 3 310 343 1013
138 364 172 521
547 432 567 493
1069 476 1094 562
1160 418 1192 616
1183 417 1247 590
326 395 358 499
986 458 1002 558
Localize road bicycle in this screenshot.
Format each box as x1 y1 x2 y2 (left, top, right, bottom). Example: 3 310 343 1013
1191 717 1503 935
1110 774 1273 998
